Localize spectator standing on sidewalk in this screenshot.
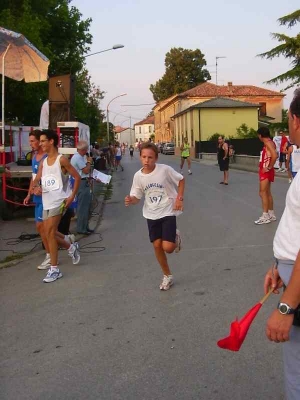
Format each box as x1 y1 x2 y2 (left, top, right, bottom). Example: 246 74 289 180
217 136 229 185
33 130 81 283
278 130 288 172
263 89 300 400
71 140 94 235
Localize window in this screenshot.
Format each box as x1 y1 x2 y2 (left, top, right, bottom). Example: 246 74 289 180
149 126 152 133
139 127 142 134
259 102 267 117
191 129 194 147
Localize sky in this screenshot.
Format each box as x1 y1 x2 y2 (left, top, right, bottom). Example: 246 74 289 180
72 0 299 127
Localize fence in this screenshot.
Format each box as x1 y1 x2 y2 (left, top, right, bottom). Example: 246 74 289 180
195 138 263 156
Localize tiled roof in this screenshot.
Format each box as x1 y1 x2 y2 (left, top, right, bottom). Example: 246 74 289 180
173 97 260 118
134 115 154 126
181 82 284 98
114 125 128 133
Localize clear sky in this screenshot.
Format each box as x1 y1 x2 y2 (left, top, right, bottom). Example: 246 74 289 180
72 0 299 127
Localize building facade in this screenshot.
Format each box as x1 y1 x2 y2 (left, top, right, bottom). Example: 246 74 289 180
153 82 285 144
134 116 155 142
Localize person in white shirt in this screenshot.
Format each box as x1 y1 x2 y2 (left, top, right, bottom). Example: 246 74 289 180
125 142 185 291
71 141 94 235
264 89 300 400
33 130 81 283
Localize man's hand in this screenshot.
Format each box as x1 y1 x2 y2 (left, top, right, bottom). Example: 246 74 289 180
125 195 133 207
174 199 183 211
87 156 93 164
23 194 31 205
33 186 42 196
266 310 294 342
264 266 284 295
65 196 74 209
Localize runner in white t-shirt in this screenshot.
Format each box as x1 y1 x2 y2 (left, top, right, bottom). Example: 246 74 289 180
125 142 185 291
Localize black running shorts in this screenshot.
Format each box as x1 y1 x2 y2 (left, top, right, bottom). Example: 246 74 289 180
147 216 177 243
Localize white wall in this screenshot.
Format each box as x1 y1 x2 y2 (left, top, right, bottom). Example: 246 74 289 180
116 128 135 145
134 124 154 142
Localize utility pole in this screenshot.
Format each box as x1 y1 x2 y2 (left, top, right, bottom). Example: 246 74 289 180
216 56 226 85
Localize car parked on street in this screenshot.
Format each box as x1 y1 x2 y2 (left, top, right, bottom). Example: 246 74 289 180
163 142 175 155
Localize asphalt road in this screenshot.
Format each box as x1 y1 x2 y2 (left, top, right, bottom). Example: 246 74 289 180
0 152 289 400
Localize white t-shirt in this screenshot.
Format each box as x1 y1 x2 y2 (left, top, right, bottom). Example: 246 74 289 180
274 172 300 260
39 100 49 129
130 164 183 220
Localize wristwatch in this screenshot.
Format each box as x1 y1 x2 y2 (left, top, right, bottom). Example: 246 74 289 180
177 196 184 201
277 302 296 315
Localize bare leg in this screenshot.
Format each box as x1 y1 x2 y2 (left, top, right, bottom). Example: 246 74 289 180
36 221 49 253
153 239 173 276
43 215 61 266
259 179 270 213
187 157 191 170
224 170 229 184
180 158 185 170
266 182 273 211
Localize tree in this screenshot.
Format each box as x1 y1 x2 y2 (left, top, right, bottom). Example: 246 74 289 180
0 0 97 126
236 124 257 139
258 9 300 89
149 47 211 102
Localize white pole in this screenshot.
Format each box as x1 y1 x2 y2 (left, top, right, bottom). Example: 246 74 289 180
1 44 10 146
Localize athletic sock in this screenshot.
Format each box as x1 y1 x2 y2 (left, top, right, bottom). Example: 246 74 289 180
50 266 58 271
64 235 71 243
268 210 275 216
263 212 269 219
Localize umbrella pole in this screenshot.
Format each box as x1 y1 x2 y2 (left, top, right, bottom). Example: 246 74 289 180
1 44 10 147
259 288 274 305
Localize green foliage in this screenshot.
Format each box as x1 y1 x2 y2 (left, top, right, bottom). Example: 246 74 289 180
207 133 223 141
0 0 105 133
236 124 257 138
269 109 289 133
258 9 300 89
150 133 155 141
149 47 211 102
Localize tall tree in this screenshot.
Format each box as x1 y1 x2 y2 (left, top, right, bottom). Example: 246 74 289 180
149 47 211 102
258 9 300 89
0 0 105 134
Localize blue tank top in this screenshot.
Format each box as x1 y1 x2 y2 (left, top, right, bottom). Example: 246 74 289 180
32 154 47 204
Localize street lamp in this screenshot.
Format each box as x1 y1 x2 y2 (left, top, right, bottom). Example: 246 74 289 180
84 44 124 58
106 93 127 144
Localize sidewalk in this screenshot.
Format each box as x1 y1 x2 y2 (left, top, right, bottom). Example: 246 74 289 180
0 180 108 268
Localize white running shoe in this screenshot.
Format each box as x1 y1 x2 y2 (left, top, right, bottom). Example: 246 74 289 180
289 178 293 184
37 253 51 270
188 170 192 175
43 268 63 283
281 168 287 173
175 229 182 253
68 242 80 265
269 214 277 222
254 215 271 225
277 168 283 172
159 275 174 291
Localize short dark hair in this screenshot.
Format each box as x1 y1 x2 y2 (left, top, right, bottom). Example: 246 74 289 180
140 142 158 157
29 129 43 140
290 88 300 118
41 129 59 147
257 127 270 138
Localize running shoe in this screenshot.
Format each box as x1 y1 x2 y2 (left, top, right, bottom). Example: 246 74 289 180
277 168 283 172
68 242 80 265
289 178 293 184
254 215 271 225
281 168 287 173
188 170 192 175
43 268 63 283
175 229 182 253
268 214 277 222
159 275 174 291
37 253 51 270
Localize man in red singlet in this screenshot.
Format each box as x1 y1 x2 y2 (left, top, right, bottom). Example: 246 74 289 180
255 127 277 225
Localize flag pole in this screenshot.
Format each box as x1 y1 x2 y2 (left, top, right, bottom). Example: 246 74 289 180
259 288 274 305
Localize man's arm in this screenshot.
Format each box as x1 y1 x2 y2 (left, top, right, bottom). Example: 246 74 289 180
23 177 34 205
265 141 277 169
124 195 140 206
32 162 43 196
223 143 228 159
60 156 81 208
265 251 300 342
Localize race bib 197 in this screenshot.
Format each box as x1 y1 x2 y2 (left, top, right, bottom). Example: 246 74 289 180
145 188 169 210
42 174 60 192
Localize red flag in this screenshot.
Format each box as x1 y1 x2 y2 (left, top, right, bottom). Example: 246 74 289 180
217 303 262 351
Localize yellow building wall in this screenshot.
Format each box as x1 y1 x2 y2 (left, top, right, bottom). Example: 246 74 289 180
199 108 258 141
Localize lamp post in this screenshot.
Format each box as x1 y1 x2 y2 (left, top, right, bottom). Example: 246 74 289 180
84 44 124 58
106 93 127 144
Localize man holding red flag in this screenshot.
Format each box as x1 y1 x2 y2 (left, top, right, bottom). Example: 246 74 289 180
264 89 300 400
